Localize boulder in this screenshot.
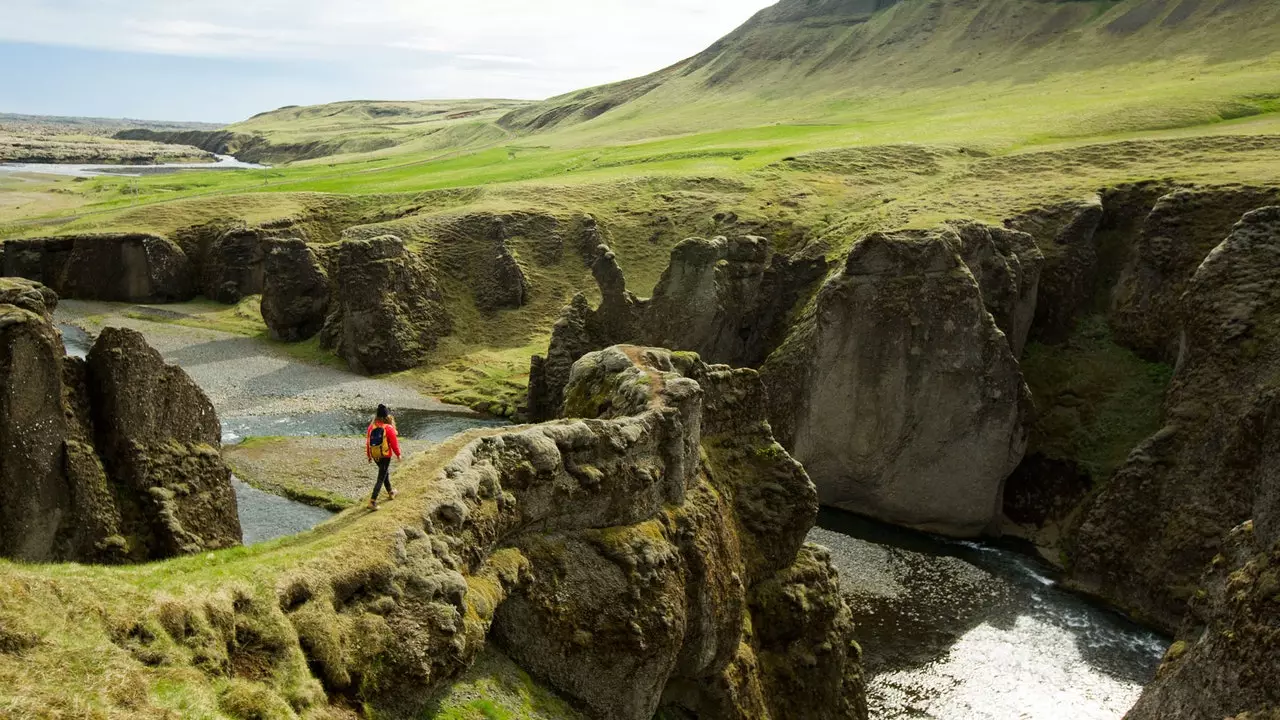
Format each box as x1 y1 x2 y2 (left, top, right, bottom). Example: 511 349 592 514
1069 207 1280 631
0 286 240 564
1004 196 1103 345
1110 186 1280 362
261 238 330 342
203 227 267 303
320 235 452 375
762 228 1030 537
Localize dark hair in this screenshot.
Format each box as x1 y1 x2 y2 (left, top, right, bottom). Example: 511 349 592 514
376 404 389 419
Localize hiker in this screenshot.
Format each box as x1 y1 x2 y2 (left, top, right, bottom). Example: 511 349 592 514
366 404 401 510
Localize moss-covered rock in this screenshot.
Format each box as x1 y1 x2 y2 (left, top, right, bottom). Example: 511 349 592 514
1069 206 1280 631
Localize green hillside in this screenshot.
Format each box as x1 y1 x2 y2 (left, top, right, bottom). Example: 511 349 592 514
502 0 1280 143
3 0 1280 410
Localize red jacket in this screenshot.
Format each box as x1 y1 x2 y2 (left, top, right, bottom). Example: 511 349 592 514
366 420 402 460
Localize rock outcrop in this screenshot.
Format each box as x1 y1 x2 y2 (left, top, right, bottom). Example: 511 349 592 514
260 238 330 342
946 221 1044 357
202 227 267 303
2 234 195 302
1005 196 1103 344
1069 207 1280 631
319 235 452 374
531 222 1031 537
1125 521 1280 720
0 280 239 563
762 228 1030 537
410 346 865 718
1110 186 1280 362
0 341 867 718
527 236 828 423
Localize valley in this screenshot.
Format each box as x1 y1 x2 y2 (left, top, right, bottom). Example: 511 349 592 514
2 0 1280 718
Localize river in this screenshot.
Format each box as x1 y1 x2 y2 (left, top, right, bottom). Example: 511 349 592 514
812 510 1167 719
0 153 265 177
56 318 1167 718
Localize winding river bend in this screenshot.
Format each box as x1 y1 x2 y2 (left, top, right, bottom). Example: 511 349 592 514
57 317 1166 718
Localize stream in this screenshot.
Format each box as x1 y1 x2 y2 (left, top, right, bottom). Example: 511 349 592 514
811 509 1168 719
57 321 1166 717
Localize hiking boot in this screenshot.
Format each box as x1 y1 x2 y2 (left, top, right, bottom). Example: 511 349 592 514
368 499 379 511
388 490 398 501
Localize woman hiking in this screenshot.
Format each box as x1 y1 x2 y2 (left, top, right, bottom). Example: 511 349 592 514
365 404 401 510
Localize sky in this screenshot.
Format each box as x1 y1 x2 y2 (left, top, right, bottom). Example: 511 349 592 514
0 1 773 124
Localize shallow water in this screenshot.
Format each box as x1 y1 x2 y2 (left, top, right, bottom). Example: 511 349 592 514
59 323 92 357
224 409 509 544
811 509 1168 719
0 154 265 177
232 477 335 546
221 408 508 445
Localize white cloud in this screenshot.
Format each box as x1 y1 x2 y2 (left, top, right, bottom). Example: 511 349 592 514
0 0 773 99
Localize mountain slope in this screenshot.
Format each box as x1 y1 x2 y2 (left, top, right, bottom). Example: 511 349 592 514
500 0 1280 140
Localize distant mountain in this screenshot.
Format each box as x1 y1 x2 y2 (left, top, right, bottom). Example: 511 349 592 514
499 0 1280 135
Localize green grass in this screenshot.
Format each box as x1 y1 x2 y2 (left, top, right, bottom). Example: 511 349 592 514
1021 316 1175 482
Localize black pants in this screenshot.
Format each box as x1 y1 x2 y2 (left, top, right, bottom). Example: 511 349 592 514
373 458 392 500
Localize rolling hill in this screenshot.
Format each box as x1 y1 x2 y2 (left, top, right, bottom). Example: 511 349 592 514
500 0 1280 142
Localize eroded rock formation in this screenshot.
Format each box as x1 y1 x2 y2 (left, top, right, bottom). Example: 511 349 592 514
531 221 1032 537
1126 521 1280 719
0 279 239 563
0 342 867 719
2 234 195 303
762 228 1031 537
1110 186 1280 362
260 238 330 342
319 234 452 374
1069 207 1280 631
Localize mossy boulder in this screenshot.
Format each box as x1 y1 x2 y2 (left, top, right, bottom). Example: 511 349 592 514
0 290 240 564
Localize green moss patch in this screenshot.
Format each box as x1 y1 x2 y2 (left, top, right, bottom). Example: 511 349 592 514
1021 315 1174 482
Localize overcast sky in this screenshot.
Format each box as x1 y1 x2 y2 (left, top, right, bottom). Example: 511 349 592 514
0 1 772 123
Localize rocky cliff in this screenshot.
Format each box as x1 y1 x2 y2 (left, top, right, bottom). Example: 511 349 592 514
318 234 453 374
0 343 866 719
2 234 195 303
1068 206 1280 631
531 222 1034 537
0 279 239 563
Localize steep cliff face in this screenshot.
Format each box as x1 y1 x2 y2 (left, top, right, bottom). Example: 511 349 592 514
1068 206 1280 631
0 280 239 563
1109 186 1280 362
762 228 1031 537
2 234 195 303
319 235 453 374
0 344 866 719
532 222 1032 537
260 238 331 342
1126 521 1280 720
